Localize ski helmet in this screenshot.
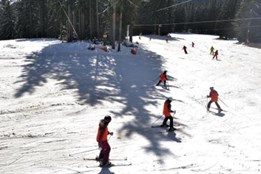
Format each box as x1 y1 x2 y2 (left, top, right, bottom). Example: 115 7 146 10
210 87 214 90
167 97 173 101
104 115 112 123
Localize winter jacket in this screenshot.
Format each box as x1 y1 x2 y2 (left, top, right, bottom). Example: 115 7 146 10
163 100 172 117
209 90 219 102
160 73 167 81
96 120 109 143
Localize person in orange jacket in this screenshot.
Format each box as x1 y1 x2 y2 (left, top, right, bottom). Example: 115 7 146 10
207 87 222 112
161 97 175 131
156 70 168 88
96 115 113 166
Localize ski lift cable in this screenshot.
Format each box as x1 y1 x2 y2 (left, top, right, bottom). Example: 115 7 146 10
98 0 137 15
156 0 192 12
57 0 78 39
134 17 261 27
208 24 261 31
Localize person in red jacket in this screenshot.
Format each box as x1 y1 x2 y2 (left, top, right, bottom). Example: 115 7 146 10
161 97 175 131
213 50 218 60
207 87 222 112
96 115 113 166
156 70 168 88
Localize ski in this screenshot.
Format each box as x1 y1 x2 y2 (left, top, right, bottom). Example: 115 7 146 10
173 120 188 127
166 126 183 132
86 162 132 168
158 163 196 171
151 125 170 128
151 122 184 128
155 85 169 90
210 107 227 112
84 157 127 161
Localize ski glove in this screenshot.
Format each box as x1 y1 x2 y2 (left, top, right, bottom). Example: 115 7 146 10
109 132 113 136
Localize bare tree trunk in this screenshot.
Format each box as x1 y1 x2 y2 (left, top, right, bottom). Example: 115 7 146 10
112 0 116 49
129 25 133 43
73 10 76 39
89 6 92 38
117 6 122 52
81 12 85 39
67 3 72 42
96 0 99 38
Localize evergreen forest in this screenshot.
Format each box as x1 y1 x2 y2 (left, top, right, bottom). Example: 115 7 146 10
0 0 260 43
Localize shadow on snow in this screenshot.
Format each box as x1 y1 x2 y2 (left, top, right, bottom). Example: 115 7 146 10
14 40 182 163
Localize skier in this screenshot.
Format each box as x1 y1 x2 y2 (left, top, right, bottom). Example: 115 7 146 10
161 97 175 131
213 50 218 60
131 47 137 55
96 115 113 166
207 87 222 112
139 33 142 40
183 45 188 54
210 46 215 55
192 42 195 47
156 70 168 88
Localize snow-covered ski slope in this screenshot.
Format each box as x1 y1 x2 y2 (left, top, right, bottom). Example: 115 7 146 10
0 34 261 174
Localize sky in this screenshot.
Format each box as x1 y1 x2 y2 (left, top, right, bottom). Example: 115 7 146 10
0 33 261 174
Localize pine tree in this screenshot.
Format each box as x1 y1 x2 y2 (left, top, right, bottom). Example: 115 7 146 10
235 0 261 43
0 0 15 40
16 0 40 38
215 0 241 39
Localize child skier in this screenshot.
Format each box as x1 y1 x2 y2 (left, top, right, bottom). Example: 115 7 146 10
213 50 218 60
156 70 168 88
183 45 188 54
161 97 175 131
210 46 215 55
207 87 222 112
96 115 113 166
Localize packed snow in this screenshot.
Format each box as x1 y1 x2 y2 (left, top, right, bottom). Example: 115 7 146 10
0 33 261 174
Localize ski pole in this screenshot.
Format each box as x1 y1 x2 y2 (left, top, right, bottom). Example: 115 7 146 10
108 134 112 141
152 115 162 125
153 76 159 82
219 98 228 107
172 110 178 119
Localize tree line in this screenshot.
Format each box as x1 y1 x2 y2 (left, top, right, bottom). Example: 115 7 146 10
0 0 260 43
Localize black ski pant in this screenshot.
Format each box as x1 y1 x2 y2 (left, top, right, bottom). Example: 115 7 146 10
156 80 166 87
162 116 174 128
207 101 221 110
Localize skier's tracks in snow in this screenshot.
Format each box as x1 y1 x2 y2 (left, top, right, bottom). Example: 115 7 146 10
157 163 197 171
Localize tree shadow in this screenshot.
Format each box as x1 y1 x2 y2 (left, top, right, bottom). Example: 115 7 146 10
98 167 114 174
14 40 182 163
166 131 182 143
209 110 225 117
